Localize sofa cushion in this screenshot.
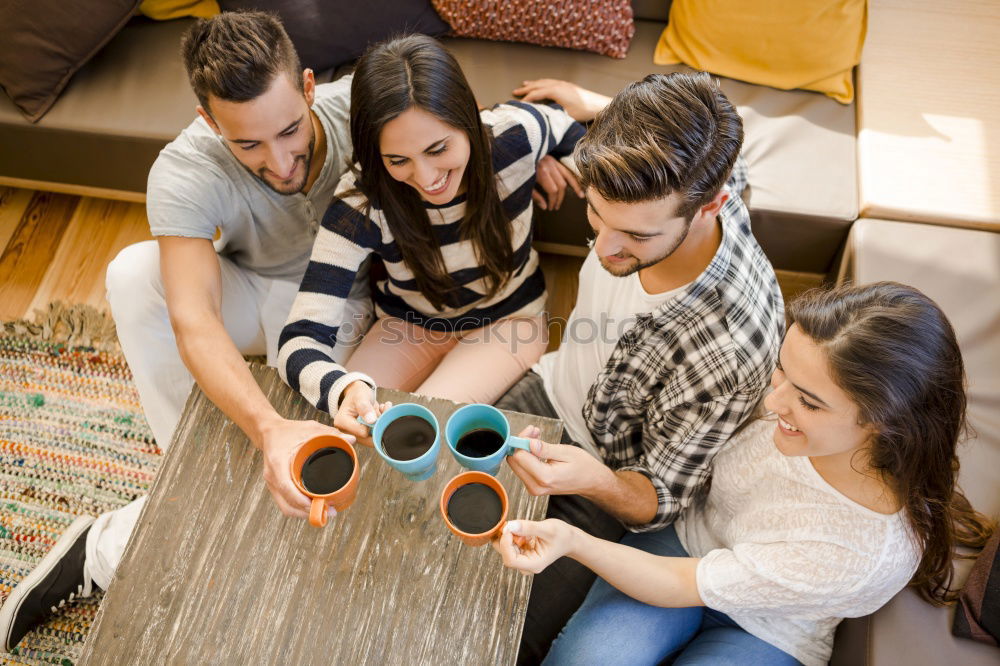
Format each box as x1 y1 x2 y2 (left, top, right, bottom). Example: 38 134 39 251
139 0 220 20
857 0 1000 231
831 218 1000 665
0 0 141 122
0 17 198 194
655 0 867 104
433 0 635 59
443 19 858 272
218 0 449 72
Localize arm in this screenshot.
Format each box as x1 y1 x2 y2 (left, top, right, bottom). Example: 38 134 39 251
277 197 381 441
159 236 339 520
493 518 703 608
513 79 612 123
507 426 658 525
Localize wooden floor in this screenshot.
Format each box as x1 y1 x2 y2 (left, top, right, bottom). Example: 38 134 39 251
0 186 821 328
0 187 152 321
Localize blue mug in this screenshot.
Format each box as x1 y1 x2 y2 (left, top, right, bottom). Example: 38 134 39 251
445 404 531 476
366 404 441 482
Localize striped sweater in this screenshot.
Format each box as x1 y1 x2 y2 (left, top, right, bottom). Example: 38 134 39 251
278 101 585 413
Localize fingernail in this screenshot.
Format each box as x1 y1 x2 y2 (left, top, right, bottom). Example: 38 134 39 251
505 521 520 533
365 411 376 422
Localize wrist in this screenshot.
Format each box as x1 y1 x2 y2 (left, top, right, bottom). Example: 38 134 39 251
564 523 589 562
247 411 287 450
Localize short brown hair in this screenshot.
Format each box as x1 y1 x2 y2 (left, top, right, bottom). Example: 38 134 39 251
575 72 743 219
181 11 302 112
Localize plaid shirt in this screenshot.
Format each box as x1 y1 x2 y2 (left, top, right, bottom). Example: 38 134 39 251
582 159 784 532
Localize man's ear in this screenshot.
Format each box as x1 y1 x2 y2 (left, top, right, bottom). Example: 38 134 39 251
302 68 316 106
697 189 729 221
197 105 221 136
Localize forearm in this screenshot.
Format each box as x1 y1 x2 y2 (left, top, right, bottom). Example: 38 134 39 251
566 527 702 607
582 469 660 526
174 314 284 449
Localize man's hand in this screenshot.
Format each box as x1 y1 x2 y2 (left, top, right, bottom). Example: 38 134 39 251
491 518 577 575
533 155 584 211
256 417 355 521
333 380 391 446
507 426 616 497
513 79 612 123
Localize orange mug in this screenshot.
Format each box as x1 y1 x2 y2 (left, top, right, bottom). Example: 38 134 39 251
439 471 509 547
290 434 359 527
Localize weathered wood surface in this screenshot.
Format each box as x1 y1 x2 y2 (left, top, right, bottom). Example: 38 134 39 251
81 366 558 665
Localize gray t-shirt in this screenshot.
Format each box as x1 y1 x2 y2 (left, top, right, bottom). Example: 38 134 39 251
146 76 354 281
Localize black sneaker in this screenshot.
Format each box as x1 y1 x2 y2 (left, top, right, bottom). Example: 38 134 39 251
1 515 97 653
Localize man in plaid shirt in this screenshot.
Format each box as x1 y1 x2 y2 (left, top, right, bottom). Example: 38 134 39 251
496 72 784 663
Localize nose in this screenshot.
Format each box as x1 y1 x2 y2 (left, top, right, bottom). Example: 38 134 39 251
763 369 789 413
413 158 439 189
592 229 623 258
265 145 295 179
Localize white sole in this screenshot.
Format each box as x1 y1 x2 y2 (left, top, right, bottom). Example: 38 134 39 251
0 514 95 653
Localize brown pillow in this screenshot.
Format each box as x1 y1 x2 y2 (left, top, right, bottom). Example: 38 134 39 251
0 0 142 122
432 0 635 59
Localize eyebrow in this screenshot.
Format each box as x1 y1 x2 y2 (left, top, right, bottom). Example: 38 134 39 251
778 349 831 408
585 195 663 238
382 137 448 159
231 116 303 145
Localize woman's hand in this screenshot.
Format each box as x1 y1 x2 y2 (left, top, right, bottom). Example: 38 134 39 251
492 518 578 575
333 380 391 446
533 155 583 211
513 79 612 122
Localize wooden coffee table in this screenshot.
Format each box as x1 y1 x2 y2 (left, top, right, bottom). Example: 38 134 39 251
80 365 558 664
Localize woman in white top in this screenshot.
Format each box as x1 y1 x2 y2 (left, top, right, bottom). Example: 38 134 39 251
494 282 996 665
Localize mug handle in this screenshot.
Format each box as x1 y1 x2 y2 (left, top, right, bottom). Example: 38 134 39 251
356 414 377 428
506 436 532 453
309 497 328 528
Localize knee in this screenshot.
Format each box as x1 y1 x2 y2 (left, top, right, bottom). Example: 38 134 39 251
106 241 165 321
106 241 163 303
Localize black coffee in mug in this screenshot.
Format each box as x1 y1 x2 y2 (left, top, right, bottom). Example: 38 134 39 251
382 415 436 461
301 447 354 494
455 428 504 458
446 483 503 534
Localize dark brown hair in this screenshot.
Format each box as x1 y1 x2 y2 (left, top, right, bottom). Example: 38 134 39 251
788 282 995 604
349 34 512 311
575 72 743 220
181 11 302 113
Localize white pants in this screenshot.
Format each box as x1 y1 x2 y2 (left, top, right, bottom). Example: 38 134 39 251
86 240 372 589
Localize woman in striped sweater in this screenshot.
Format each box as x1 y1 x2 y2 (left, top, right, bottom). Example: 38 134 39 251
277 34 585 440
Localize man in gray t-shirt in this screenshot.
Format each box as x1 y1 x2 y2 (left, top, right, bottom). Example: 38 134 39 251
1 12 373 653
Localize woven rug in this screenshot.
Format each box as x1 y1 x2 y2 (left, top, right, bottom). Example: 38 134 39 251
0 304 160 666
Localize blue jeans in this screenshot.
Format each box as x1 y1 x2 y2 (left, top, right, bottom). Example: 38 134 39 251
543 526 801 666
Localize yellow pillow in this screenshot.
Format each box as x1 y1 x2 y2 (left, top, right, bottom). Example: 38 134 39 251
654 0 867 104
139 0 220 20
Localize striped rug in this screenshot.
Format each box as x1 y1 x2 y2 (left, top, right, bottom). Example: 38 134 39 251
0 304 159 665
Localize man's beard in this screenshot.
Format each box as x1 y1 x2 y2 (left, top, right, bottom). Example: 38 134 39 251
248 131 316 196
599 217 693 277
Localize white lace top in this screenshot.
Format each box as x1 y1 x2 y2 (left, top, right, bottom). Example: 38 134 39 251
675 418 921 666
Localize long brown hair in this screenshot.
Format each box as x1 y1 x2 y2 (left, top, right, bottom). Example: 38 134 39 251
349 35 512 311
788 282 995 604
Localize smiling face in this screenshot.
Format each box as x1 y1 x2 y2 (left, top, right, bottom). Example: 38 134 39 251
763 324 875 461
585 187 726 277
379 107 472 205
199 71 317 195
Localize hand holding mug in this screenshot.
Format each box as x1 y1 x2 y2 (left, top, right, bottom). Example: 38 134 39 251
492 518 577 575
334 380 391 446
507 426 615 497
258 417 351 521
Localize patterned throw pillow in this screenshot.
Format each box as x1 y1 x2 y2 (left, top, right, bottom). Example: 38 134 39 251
432 0 635 59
